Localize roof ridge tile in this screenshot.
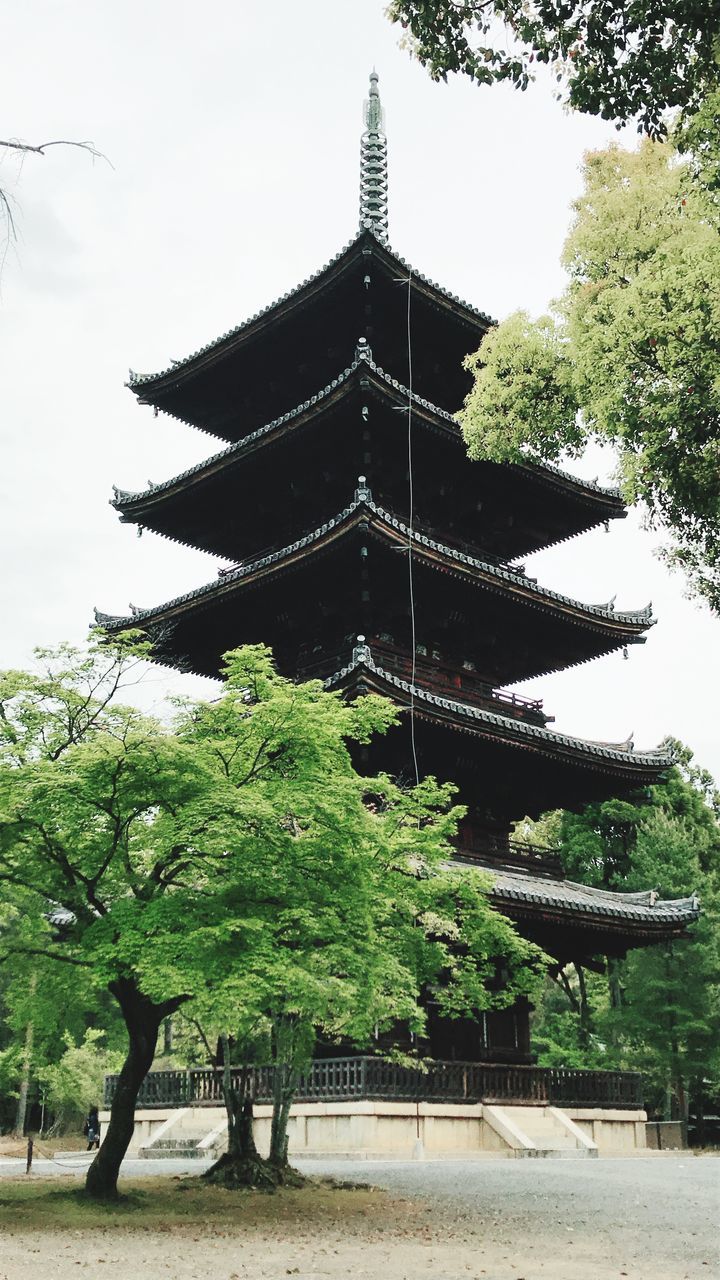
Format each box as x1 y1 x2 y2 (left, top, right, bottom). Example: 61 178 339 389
99 499 654 633
324 649 671 768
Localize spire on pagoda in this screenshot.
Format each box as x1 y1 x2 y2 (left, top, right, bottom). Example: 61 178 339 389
359 70 388 240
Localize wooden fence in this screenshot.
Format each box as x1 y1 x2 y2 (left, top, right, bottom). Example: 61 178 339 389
105 1057 643 1110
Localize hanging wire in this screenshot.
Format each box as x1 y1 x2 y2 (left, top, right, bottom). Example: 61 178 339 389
406 269 420 787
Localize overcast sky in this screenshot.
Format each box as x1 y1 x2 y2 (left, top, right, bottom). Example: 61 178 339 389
1 0 718 782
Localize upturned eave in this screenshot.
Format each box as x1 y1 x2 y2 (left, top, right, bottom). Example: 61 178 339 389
325 647 670 780
469 860 700 939
126 229 491 403
98 497 653 647
114 355 624 534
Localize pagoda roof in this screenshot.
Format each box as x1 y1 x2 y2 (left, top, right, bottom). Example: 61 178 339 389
124 230 493 437
113 353 624 560
460 859 699 940
97 496 653 678
127 229 490 399
325 642 669 780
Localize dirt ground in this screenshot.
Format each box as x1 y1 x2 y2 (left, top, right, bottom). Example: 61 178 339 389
0 1135 86 1160
0 1165 717 1280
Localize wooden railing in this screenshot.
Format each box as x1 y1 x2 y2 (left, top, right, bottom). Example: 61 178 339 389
456 834 563 877
296 639 548 726
106 1058 643 1110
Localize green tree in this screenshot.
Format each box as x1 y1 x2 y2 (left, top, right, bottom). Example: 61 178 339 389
529 750 720 1128
0 941 123 1136
38 1029 123 1135
460 117 720 611
137 657 545 1186
619 808 720 1125
0 638 544 1196
0 635 211 1194
387 2 720 137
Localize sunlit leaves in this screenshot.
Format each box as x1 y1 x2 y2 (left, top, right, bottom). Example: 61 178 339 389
459 122 720 611
387 2 720 137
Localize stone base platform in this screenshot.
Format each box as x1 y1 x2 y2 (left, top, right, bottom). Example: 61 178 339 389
101 1100 649 1160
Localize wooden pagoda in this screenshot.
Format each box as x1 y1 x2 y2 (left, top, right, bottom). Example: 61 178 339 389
100 72 698 1064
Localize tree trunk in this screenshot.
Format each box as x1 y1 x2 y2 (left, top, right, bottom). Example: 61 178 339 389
13 972 38 1137
266 1015 307 1186
691 1076 705 1148
203 1042 277 1189
573 962 592 1050
670 1031 688 1141
606 955 625 1010
85 977 179 1200
269 1063 295 1169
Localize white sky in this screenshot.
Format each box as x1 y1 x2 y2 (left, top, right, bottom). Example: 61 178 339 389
1 0 718 781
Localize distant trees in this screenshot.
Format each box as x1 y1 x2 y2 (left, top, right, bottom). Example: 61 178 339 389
0 943 123 1136
460 102 720 612
0 636 544 1196
527 745 720 1131
387 1 720 137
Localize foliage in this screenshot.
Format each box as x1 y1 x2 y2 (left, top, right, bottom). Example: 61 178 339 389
0 636 546 1189
0 940 124 1132
531 975 608 1070
387 1 720 137
528 749 720 1123
38 1029 122 1132
460 120 720 611
134 646 546 1172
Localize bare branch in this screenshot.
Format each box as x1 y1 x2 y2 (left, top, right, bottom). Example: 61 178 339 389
0 138 111 166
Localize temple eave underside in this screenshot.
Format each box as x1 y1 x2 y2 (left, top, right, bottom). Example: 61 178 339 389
126 231 494 438
113 359 625 562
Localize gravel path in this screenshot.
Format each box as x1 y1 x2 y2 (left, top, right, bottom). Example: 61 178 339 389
300 1156 720 1277
1 1153 717 1279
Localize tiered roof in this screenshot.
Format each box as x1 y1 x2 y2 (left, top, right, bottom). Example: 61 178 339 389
127 227 490 435
467 861 699 957
99 493 652 686
114 352 625 561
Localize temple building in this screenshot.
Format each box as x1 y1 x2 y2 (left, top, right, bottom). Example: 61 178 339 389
99 73 698 1068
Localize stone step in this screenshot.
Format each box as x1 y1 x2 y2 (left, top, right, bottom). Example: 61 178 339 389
139 1137 205 1159
152 1137 201 1149
527 1146 594 1159
490 1105 593 1156
140 1146 206 1159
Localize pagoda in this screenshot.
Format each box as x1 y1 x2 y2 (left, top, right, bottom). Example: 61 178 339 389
100 73 698 1064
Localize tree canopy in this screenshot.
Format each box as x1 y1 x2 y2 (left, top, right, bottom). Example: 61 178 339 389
387 1 720 136
0 636 544 1193
460 110 720 611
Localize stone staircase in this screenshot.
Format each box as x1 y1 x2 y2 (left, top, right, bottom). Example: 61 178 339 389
135 1108 226 1160
139 1137 205 1160
484 1105 598 1157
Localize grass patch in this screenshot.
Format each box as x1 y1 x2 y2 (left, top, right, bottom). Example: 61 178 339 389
0 1175 387 1235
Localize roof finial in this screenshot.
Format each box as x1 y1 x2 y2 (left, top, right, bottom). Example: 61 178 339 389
359 69 388 241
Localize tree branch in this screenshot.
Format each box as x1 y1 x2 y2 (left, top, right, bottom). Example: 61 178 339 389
0 946 92 968
0 138 109 163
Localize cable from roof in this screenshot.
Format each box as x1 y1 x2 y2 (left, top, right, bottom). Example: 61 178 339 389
406 266 420 788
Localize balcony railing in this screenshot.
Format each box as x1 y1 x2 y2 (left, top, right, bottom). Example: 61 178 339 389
297 639 549 726
106 1057 643 1111
455 833 564 877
